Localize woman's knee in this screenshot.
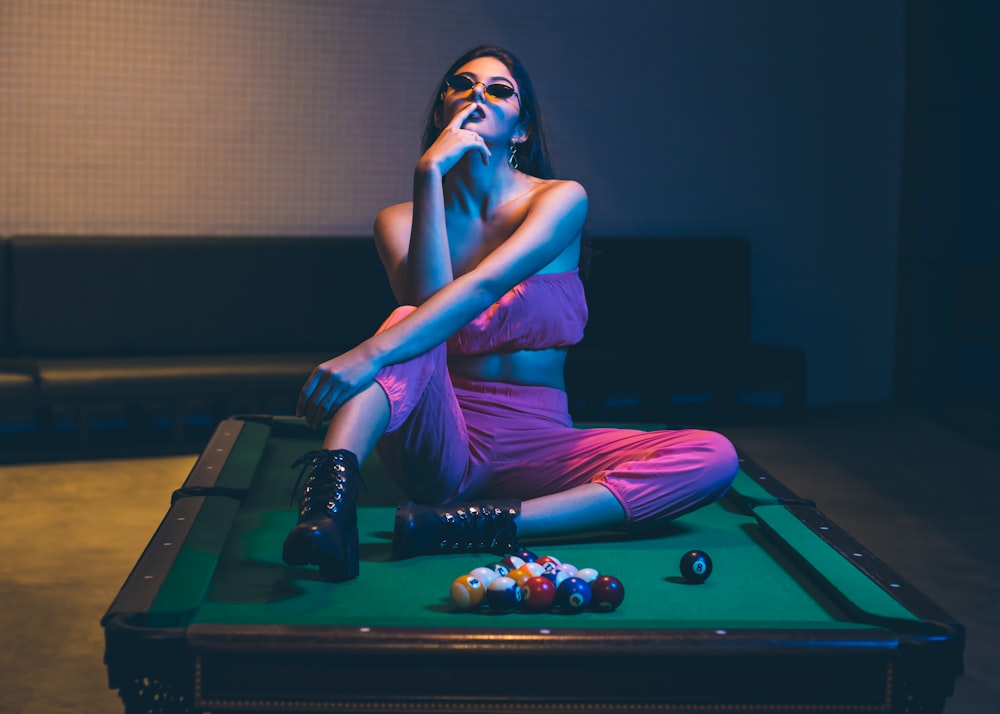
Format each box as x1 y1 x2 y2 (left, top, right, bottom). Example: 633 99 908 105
376 305 418 334
702 429 739 469
694 429 740 492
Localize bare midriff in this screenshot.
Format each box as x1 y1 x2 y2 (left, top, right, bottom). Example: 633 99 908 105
447 348 568 390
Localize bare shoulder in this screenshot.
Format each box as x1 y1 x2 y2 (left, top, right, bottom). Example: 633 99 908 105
530 178 588 206
523 179 588 232
373 201 413 240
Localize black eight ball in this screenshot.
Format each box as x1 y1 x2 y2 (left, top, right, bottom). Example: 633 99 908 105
680 550 713 583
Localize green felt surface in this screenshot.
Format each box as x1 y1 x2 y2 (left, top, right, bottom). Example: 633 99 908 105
146 418 921 632
753 505 916 623
190 503 855 630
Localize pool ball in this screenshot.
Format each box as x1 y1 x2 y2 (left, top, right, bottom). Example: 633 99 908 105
500 555 526 571
556 577 592 613
522 561 546 577
514 549 538 563
449 575 485 611
469 566 499 588
680 550 713 584
555 562 579 578
590 575 625 612
534 555 561 569
485 576 522 613
520 576 557 612
574 567 599 583
487 562 510 578
508 565 537 588
542 568 570 588
536 560 559 577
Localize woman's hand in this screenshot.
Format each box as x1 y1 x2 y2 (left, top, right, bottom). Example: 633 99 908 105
417 103 491 176
296 347 380 430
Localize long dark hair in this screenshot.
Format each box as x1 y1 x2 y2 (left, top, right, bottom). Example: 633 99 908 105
420 46 553 179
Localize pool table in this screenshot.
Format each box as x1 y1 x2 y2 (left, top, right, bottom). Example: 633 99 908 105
102 415 964 713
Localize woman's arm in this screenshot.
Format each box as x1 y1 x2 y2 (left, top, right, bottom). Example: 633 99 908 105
297 180 587 427
376 103 489 305
373 179 588 363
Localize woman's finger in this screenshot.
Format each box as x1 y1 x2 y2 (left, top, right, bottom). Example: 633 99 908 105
296 375 315 417
476 136 491 164
443 102 477 130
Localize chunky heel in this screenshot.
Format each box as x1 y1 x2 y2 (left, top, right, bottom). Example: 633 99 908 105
318 526 359 581
282 449 364 581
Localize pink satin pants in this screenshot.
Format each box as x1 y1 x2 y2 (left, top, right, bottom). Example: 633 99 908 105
373 307 739 528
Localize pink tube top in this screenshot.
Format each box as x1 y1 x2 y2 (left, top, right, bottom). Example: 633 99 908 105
446 269 588 355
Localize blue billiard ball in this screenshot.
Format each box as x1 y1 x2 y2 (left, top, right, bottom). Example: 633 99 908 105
556 576 592 613
541 567 570 589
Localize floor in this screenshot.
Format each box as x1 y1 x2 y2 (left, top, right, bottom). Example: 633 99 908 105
0 403 997 713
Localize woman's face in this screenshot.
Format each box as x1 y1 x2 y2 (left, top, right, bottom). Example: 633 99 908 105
437 56 523 145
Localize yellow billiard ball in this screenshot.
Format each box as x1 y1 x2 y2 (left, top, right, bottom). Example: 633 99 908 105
449 574 485 610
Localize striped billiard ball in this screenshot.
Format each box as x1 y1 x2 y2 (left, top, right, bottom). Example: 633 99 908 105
485 576 521 613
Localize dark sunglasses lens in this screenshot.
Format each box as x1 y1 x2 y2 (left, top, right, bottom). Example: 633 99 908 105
486 84 515 99
445 75 515 99
445 75 473 91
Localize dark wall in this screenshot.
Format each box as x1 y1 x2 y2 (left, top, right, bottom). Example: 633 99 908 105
0 1 917 407
895 0 1000 406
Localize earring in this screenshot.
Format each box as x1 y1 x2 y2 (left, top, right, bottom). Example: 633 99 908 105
508 142 519 170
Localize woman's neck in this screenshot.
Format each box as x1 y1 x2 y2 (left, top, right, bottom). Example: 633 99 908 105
443 150 523 219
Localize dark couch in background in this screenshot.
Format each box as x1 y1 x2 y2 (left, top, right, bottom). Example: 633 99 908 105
566 237 804 424
0 235 804 461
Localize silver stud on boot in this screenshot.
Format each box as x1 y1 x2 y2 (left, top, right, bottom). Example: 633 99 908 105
392 499 521 559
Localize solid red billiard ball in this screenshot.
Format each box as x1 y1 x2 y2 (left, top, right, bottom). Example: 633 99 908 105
520 576 557 612
590 575 625 611
449 574 485 611
485 576 522 612
680 550 713 583
556 576 592 613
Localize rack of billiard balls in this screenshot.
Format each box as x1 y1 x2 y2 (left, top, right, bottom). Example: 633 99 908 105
449 551 625 614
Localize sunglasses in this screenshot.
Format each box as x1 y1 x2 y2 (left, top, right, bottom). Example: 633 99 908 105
443 74 519 101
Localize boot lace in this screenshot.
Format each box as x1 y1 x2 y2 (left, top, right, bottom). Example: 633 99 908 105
290 450 365 516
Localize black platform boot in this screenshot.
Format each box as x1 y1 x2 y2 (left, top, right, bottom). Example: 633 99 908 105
392 500 521 559
282 449 364 581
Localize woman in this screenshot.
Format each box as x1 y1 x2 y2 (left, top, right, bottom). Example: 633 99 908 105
285 46 738 581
